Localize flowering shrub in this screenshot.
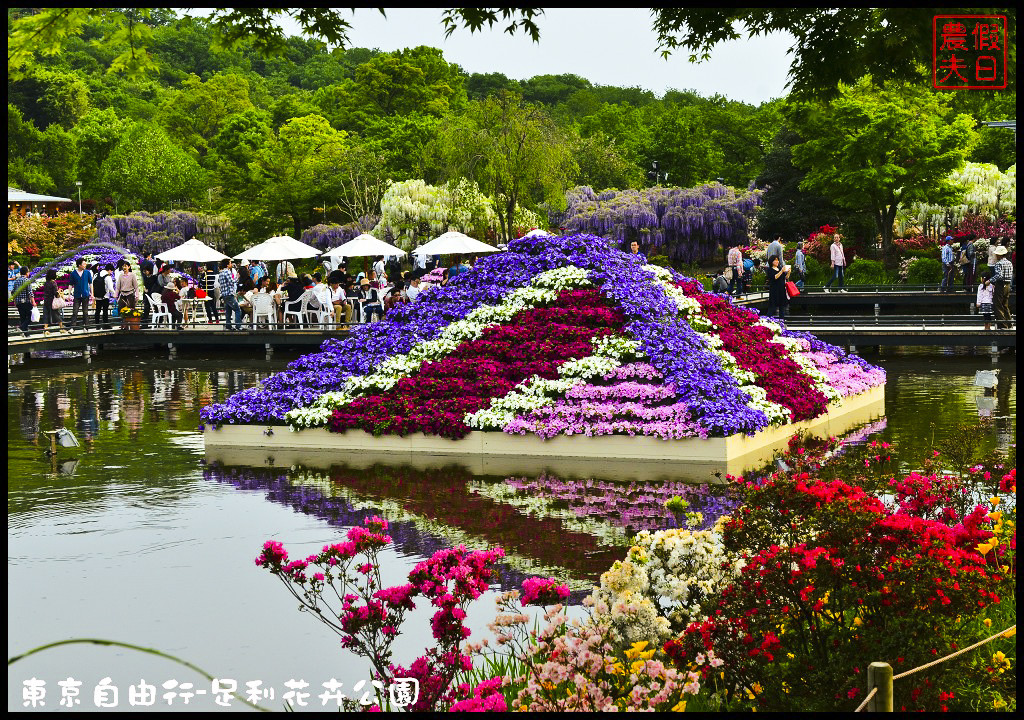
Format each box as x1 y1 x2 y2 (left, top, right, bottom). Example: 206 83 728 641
256 516 506 711
673 468 1008 711
484 595 701 711
204 233 885 437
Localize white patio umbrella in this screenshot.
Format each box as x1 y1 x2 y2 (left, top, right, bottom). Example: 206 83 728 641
412 231 499 256
155 237 229 263
519 228 551 238
325 233 407 258
236 235 321 261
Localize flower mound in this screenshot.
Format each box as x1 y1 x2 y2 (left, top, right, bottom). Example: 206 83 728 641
202 233 885 438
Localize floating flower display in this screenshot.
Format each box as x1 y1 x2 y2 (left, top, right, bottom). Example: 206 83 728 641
201 234 885 437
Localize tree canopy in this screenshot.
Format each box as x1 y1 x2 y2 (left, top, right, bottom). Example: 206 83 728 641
7 8 1007 253
789 78 978 252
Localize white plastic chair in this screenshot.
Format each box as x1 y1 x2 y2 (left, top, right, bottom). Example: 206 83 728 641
282 290 312 328
250 292 276 329
147 293 172 327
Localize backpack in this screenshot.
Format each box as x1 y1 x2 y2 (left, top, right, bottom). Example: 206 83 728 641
93 272 106 297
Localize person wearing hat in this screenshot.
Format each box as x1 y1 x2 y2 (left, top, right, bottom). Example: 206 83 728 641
359 277 384 322
992 245 1014 330
939 236 955 293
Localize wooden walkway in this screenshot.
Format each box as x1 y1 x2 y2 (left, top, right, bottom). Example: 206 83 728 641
7 322 351 356
736 287 1015 310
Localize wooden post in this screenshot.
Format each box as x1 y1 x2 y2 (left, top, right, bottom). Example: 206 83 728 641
867 661 893 711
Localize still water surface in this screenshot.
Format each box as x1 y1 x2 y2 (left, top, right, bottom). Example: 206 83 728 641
7 348 1015 711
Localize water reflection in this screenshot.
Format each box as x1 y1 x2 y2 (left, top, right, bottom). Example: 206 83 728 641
202 460 740 595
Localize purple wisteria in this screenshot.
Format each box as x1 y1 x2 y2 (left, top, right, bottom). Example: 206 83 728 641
561 184 762 262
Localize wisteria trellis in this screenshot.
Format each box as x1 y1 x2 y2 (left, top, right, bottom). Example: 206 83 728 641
558 184 762 262
200 233 884 437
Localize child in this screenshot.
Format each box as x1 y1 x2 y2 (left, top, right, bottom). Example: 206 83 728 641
976 270 995 331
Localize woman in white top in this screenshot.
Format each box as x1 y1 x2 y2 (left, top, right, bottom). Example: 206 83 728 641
372 256 387 286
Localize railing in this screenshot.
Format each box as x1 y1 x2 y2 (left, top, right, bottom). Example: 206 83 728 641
854 625 1016 712
785 314 1011 328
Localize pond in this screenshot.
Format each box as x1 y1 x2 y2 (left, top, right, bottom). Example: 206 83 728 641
6 347 1015 711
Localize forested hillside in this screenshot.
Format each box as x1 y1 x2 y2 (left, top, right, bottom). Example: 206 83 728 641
7 8 1015 250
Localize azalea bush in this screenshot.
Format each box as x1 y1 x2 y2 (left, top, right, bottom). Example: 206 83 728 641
203 233 885 440
904 257 943 284
669 462 1015 712
8 211 95 259
256 516 508 711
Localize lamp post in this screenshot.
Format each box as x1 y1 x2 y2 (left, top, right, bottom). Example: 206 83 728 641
75 181 83 215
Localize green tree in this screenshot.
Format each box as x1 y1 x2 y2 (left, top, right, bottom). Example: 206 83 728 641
789 78 978 254
466 71 519 101
361 113 445 181
571 133 643 191
72 108 133 199
520 73 592 105
100 122 206 211
440 92 576 242
22 8 1014 99
754 126 863 243
209 109 274 197
8 67 91 128
651 8 1017 99
157 72 254 159
648 103 722 187
247 114 349 238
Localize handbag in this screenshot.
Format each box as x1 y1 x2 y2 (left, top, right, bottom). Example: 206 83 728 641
785 280 801 298
51 295 67 311
959 253 970 266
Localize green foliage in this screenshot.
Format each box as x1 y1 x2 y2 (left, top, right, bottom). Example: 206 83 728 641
156 72 255 158
844 258 887 286
71 108 131 196
8 66 91 129
803 256 826 285
439 92 576 243
650 9 1017 100
754 126 867 243
906 257 942 285
239 113 349 239
101 122 206 211
790 78 979 254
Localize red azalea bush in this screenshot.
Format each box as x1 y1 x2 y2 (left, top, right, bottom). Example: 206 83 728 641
893 235 940 259
329 289 624 439
672 470 1005 712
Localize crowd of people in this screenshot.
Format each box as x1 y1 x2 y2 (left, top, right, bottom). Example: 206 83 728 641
127 252 474 332
8 235 1017 335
